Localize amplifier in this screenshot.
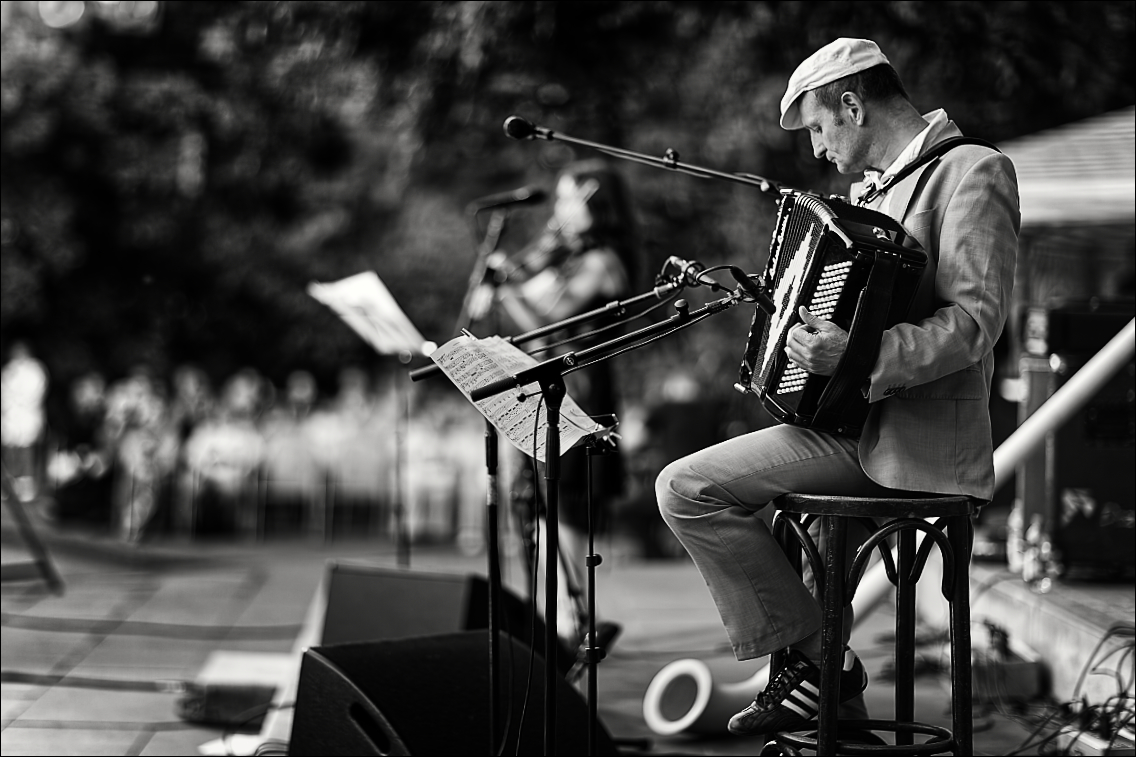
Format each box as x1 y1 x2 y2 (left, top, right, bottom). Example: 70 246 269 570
1047 350 1135 575
1016 299 1135 577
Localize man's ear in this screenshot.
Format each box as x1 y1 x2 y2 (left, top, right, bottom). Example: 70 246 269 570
841 91 866 126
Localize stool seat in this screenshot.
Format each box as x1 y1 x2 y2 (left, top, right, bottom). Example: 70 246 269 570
775 493 974 519
767 492 979 755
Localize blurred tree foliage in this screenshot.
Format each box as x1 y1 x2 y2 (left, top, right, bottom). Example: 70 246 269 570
2 0 1133 410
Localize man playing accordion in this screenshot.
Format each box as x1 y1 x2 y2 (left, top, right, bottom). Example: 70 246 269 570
656 37 1020 736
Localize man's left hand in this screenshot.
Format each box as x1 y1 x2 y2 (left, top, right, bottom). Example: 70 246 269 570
784 306 848 376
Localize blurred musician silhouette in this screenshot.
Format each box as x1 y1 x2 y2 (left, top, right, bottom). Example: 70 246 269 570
468 159 636 651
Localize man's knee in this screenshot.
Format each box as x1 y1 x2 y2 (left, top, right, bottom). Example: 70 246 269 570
655 456 692 521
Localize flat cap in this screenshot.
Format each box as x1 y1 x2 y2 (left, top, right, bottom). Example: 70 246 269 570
780 38 890 130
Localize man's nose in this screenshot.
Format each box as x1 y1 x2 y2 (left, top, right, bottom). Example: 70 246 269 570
811 134 826 160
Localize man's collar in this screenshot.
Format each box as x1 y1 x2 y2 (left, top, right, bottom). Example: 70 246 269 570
862 109 950 190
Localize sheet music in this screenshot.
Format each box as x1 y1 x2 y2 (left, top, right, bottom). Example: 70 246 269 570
430 335 605 462
308 272 435 356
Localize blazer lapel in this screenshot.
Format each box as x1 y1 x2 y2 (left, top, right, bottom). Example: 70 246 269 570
888 162 934 222
884 120 965 223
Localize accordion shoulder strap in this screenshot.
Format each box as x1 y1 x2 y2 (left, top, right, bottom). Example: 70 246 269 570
857 136 1000 206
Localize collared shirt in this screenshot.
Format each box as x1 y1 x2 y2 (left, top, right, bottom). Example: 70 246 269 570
861 109 949 216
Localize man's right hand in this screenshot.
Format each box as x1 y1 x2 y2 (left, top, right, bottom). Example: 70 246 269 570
784 306 849 376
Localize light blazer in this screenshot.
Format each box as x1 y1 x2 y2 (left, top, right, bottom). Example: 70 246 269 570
851 118 1021 501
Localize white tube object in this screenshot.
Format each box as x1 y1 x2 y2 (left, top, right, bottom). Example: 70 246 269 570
993 318 1135 490
642 657 768 735
642 319 1135 737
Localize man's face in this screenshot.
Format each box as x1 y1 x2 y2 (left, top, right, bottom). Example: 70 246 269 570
798 91 870 174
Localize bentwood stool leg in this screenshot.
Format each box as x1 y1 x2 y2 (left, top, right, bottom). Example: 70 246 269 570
817 513 845 755
896 524 917 747
949 514 975 755
770 514 796 680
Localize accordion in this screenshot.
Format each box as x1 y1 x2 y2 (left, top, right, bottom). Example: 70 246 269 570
736 193 927 437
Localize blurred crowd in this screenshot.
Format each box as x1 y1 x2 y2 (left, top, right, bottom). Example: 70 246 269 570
2 341 750 557
2 344 488 547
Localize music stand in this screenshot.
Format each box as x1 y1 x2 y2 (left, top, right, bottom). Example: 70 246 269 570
307 271 436 567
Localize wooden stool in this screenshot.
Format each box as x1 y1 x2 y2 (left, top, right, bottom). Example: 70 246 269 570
766 493 978 755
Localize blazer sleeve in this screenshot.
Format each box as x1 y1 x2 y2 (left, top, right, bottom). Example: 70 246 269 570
866 152 1020 402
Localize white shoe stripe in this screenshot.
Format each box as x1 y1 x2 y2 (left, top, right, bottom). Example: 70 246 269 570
787 690 818 710
844 650 855 671
783 699 813 719
799 679 820 696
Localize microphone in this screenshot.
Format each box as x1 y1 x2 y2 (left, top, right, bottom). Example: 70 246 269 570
503 116 538 140
729 267 775 314
468 186 547 213
665 256 708 288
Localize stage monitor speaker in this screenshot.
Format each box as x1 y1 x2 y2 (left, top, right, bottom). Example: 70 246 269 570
320 562 572 674
289 630 619 756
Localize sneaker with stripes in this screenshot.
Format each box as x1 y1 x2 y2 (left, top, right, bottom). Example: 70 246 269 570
727 646 868 736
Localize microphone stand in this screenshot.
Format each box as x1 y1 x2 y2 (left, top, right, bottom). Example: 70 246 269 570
410 277 687 752
502 114 788 198
410 225 685 753
470 115 786 752
460 205 508 754
455 207 507 338
583 436 614 756
469 288 748 755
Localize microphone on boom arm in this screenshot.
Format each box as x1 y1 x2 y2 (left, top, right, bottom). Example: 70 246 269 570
504 114 775 315
468 185 548 214
664 256 708 288
503 116 547 141
662 256 775 313
728 267 775 314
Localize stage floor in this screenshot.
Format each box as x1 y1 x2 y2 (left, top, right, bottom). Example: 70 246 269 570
3 511 1128 756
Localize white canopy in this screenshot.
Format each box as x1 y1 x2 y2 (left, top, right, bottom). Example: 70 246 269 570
999 106 1135 228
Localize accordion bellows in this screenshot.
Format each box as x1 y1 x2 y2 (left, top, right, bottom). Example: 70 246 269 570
736 193 927 437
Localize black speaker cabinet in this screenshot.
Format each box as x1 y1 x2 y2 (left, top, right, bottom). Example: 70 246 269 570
1017 300 1135 575
320 562 572 674
289 630 619 756
1047 351 1135 574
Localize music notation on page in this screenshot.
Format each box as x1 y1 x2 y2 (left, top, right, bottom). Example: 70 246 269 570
430 335 607 462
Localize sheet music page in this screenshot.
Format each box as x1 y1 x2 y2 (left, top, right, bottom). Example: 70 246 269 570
430 335 604 462
307 272 435 356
